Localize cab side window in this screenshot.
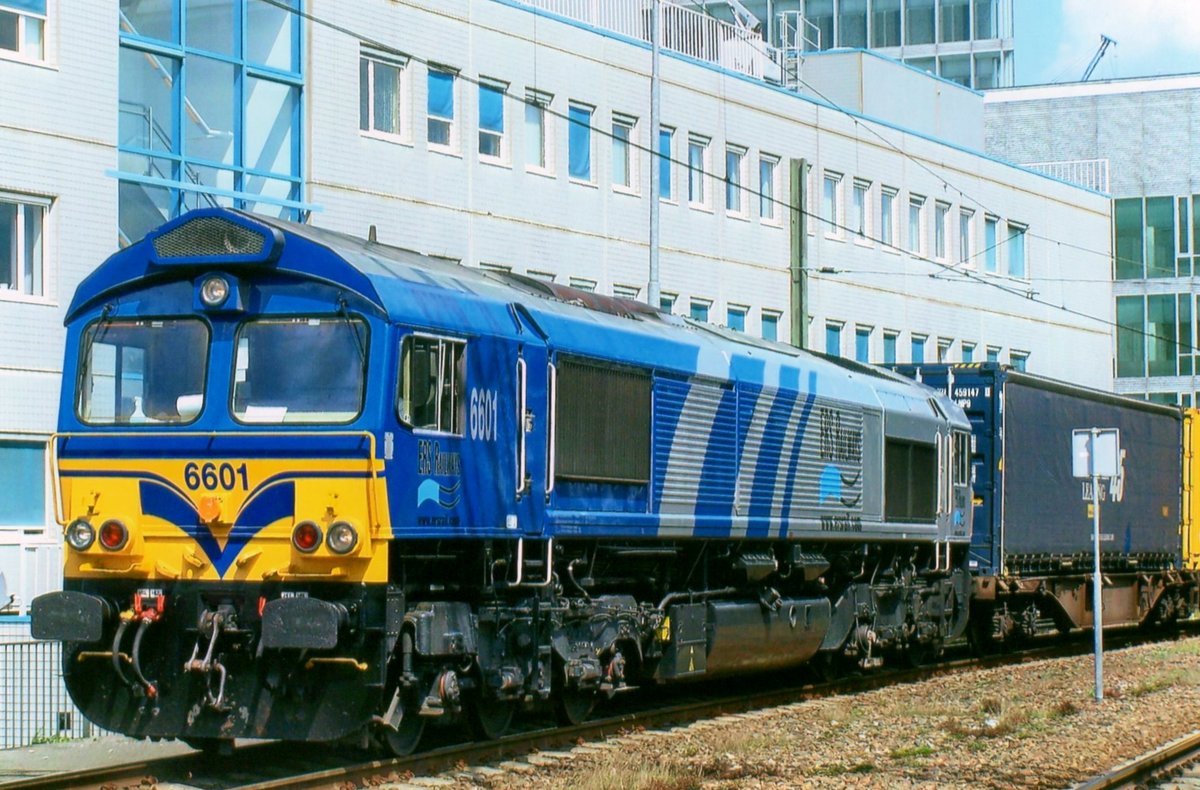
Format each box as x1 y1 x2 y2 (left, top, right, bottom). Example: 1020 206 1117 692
399 335 465 434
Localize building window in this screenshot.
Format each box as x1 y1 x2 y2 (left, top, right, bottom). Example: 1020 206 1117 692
975 51 1002 89
613 283 640 300
823 171 842 235
612 113 636 190
937 338 951 363
984 215 999 272
569 276 597 292
911 334 926 364
881 187 897 247
934 202 950 260
1146 196 1175 278
727 305 747 332
805 0 833 50
759 155 778 221
939 55 972 87
855 325 871 363
478 79 506 160
726 145 747 216
908 194 925 255
0 196 46 298
986 346 1000 363
762 311 779 341
940 0 970 42
0 0 45 62
527 269 555 282
427 67 456 149
1114 197 1143 280
360 50 407 139
658 127 673 200
660 293 676 313
852 180 870 240
0 440 45 527
826 321 842 356
524 91 551 172
690 299 711 323
872 0 901 46
906 0 935 45
117 0 303 243
568 103 593 182
975 0 999 37
1007 222 1026 278
688 135 709 207
1147 294 1176 376
839 0 867 47
962 343 975 362
883 331 898 364
1010 351 1028 372
959 208 974 265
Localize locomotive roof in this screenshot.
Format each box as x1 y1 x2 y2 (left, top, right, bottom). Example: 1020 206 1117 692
71 208 947 411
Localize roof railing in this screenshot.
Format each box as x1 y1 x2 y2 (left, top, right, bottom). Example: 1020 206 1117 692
511 0 782 83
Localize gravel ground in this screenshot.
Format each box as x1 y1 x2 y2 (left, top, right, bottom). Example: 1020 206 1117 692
408 635 1200 790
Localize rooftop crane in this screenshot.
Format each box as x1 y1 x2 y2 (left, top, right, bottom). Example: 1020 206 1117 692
1082 34 1116 81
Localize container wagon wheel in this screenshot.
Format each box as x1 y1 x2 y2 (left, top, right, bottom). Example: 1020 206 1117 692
466 692 517 740
553 656 596 726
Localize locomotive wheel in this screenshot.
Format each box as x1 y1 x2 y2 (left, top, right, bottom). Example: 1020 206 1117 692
382 713 426 756
555 686 596 726
467 694 517 740
182 737 234 756
905 639 943 667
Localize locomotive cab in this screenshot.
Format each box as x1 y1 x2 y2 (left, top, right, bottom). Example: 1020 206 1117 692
35 211 406 745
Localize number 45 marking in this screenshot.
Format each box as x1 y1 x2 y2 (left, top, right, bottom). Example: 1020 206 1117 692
184 462 249 491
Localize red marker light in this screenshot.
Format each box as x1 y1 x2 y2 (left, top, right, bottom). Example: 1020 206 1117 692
292 522 322 553
98 520 129 551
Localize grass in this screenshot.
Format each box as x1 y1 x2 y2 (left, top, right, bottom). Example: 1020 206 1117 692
571 755 701 790
29 732 72 745
813 761 876 776
890 744 937 760
1126 668 1200 697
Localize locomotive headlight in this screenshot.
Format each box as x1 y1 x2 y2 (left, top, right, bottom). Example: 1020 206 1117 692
98 519 129 551
326 521 358 554
199 275 230 308
292 521 322 553
66 519 95 551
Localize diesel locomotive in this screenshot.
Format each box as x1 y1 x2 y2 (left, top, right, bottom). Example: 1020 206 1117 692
32 208 978 752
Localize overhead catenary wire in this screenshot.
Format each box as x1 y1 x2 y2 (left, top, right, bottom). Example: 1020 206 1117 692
255 0 1200 361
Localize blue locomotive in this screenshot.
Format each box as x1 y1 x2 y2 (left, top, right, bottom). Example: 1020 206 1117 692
32 208 974 752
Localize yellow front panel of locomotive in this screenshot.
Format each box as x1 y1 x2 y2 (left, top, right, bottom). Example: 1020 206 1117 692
59 457 392 583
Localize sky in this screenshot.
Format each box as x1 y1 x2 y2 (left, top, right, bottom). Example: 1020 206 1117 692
1015 0 1200 85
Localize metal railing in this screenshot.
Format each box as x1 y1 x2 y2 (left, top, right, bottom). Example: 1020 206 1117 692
1022 158 1111 194
0 638 108 749
515 0 782 82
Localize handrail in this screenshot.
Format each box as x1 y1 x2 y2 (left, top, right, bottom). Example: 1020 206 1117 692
546 361 557 498
49 430 381 531
516 358 528 496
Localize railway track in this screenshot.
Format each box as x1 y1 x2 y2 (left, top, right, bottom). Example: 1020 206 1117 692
2 630 1194 790
1076 731 1200 790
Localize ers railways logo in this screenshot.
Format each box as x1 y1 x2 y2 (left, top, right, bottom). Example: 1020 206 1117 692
416 439 461 510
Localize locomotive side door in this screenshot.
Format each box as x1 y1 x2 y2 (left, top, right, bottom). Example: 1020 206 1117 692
509 306 548 537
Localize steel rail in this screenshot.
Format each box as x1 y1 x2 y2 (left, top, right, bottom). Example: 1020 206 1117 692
1076 730 1200 790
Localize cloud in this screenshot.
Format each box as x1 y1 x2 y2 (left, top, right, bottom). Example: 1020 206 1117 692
1048 0 1200 81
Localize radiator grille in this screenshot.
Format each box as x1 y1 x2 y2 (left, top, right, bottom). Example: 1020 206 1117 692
152 216 266 259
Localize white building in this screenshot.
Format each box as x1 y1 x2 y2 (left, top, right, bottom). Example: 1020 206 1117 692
1 0 1107 742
